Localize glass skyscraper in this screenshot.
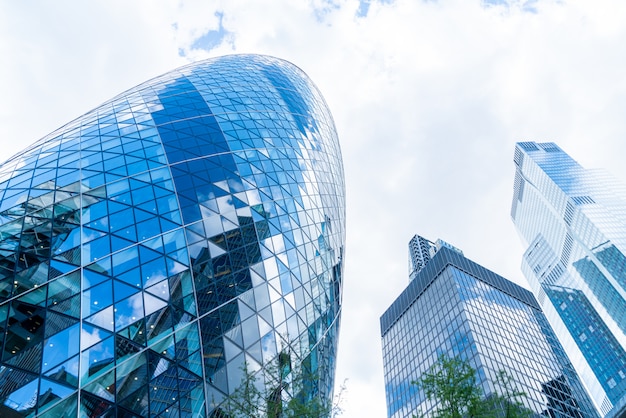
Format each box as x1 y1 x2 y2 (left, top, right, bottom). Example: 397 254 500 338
511 142 626 417
381 235 597 418
407 235 463 282
0 54 345 417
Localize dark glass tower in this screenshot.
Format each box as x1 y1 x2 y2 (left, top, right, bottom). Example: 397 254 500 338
0 55 345 417
511 142 626 417
381 235 597 418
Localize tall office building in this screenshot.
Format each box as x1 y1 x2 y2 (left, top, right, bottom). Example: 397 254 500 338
511 142 626 417
407 235 463 282
381 235 597 418
0 55 345 417
407 235 436 282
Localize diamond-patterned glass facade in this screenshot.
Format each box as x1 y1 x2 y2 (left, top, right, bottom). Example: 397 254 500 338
511 142 626 417
0 54 345 417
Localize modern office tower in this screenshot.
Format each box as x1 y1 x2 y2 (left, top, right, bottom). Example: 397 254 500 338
511 142 626 417
381 235 597 418
408 235 435 282
407 235 463 282
0 55 345 417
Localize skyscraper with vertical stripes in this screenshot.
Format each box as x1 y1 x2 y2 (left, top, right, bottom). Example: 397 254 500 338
511 142 626 417
381 235 597 418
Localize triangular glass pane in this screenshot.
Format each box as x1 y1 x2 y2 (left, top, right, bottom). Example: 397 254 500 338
82 280 112 317
244 346 263 372
81 370 115 402
139 245 162 263
159 218 179 232
146 279 170 302
3 376 40 414
207 241 226 258
114 293 143 331
80 335 115 382
177 366 202 392
52 247 80 266
257 316 272 338
38 390 78 418
44 355 79 388
166 257 188 277
5 342 43 373
179 350 203 378
258 306 274 327
80 323 113 352
114 334 142 363
42 323 80 372
114 280 140 302
144 292 168 317
49 293 80 318
118 320 146 347
45 310 79 338
38 377 76 409
117 267 142 288
110 236 134 253
225 324 243 348
142 235 164 253
223 337 241 362
84 306 114 332
237 299 255 321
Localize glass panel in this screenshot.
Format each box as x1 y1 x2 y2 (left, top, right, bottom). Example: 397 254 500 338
3 376 39 414
81 335 115 380
82 281 113 316
85 306 114 331
38 377 75 409
82 269 109 289
115 293 144 331
44 355 79 388
142 257 167 287
42 324 80 371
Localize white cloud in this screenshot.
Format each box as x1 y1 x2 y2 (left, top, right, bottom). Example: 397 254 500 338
2 0 626 416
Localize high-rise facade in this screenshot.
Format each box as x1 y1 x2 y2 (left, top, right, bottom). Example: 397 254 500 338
407 235 436 282
511 142 626 417
0 55 345 417
381 235 597 418
407 235 463 282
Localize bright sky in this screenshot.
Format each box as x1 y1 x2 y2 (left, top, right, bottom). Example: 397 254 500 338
2 1 626 416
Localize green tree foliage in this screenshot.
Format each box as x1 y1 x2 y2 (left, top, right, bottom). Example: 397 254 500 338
413 354 532 418
484 371 533 418
414 354 483 418
216 352 345 418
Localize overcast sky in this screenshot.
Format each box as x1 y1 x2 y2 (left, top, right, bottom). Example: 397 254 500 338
2 1 626 416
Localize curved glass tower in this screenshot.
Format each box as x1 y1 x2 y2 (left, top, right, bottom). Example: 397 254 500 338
0 55 345 417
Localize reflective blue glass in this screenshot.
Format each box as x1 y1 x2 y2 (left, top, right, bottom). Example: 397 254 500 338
381 238 597 418
0 54 344 417
512 142 626 417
